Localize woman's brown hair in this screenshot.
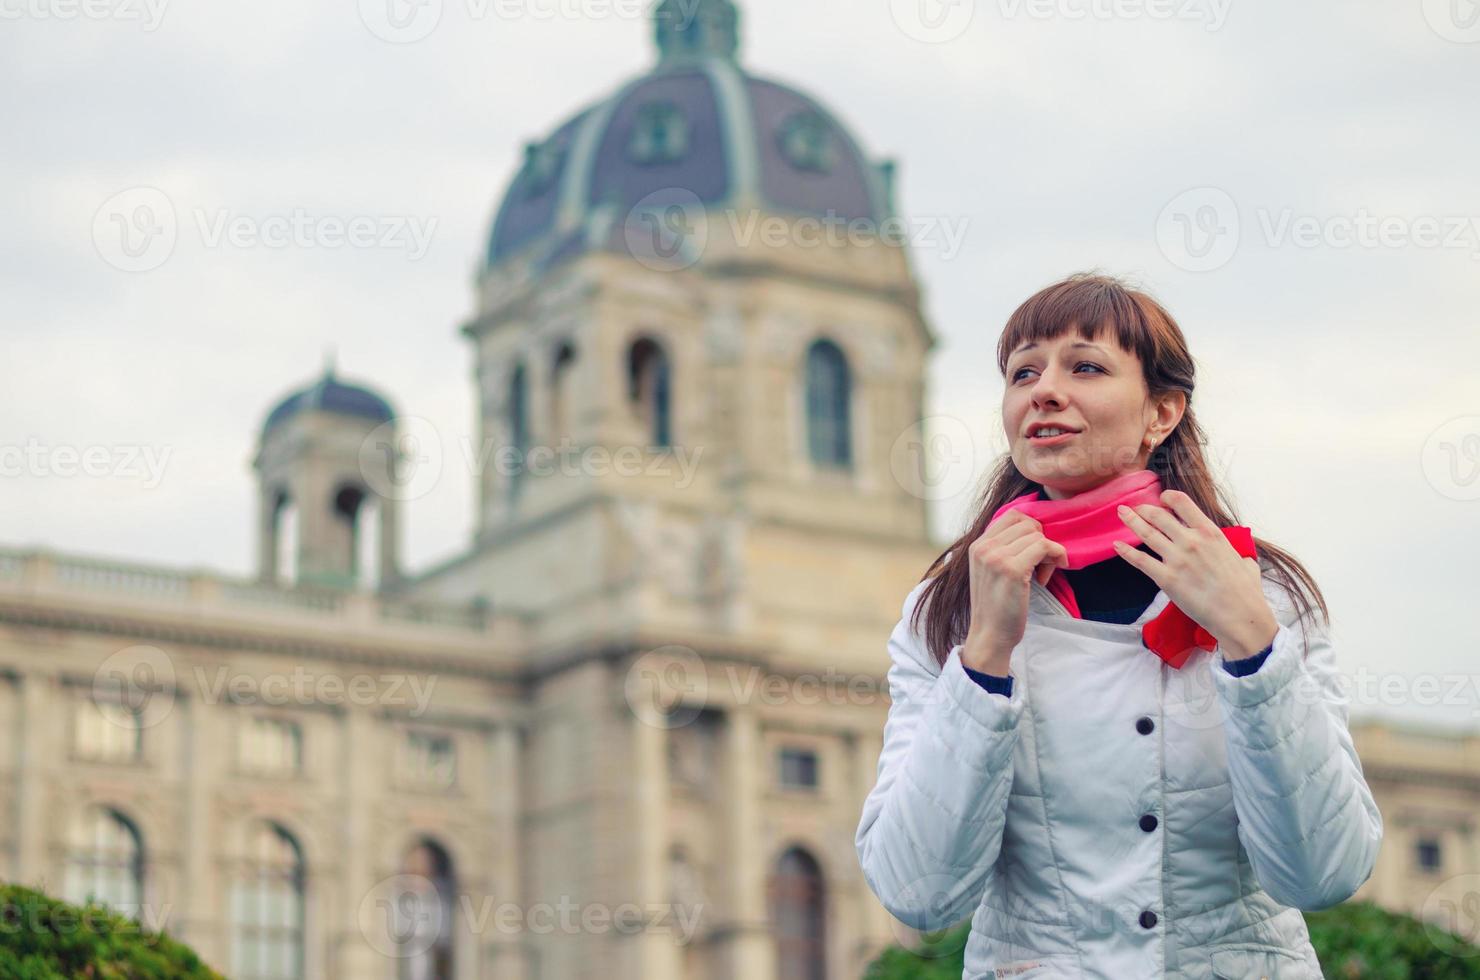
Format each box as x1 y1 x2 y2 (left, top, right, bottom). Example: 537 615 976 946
911 272 1329 667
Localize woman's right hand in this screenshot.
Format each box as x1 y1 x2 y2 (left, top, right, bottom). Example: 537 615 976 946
960 512 1068 674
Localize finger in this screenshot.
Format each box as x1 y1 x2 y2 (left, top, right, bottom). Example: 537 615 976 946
1035 548 1069 586
1160 489 1218 532
1134 501 1192 545
1032 541 1068 585
999 533 1059 580
1035 539 1070 572
1113 537 1165 585
1116 503 1175 554
985 509 1042 537
1002 531 1057 566
980 517 1041 551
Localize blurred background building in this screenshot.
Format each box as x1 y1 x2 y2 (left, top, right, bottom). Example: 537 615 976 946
0 1 1472 978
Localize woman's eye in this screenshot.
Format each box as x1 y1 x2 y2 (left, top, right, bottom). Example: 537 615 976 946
1011 362 1103 382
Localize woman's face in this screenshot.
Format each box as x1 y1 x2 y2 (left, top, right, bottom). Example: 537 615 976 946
1003 329 1183 500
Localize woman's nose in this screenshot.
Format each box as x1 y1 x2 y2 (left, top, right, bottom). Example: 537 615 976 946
1030 365 1067 408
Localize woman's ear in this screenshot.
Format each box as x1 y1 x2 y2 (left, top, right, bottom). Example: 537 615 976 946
1154 390 1188 435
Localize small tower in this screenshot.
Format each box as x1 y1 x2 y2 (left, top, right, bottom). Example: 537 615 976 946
252 363 401 591
653 0 739 62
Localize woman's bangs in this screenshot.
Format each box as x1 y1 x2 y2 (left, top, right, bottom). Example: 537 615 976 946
998 279 1144 373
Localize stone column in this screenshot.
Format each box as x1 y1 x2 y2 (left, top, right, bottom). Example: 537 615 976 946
334 707 383 978
256 488 279 583
526 342 553 462
721 706 773 980
13 672 48 885
377 492 399 588
178 691 221 963
630 698 681 980
485 724 526 980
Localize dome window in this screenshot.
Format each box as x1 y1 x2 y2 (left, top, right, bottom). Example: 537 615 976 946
778 111 837 174
628 101 690 165
508 361 530 500
627 336 673 448
520 139 564 198
805 338 852 469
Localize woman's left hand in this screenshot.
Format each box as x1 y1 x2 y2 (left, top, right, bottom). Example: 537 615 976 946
1112 489 1279 661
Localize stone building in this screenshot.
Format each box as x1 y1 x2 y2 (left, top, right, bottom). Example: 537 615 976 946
2 1 935 977
0 1 1470 978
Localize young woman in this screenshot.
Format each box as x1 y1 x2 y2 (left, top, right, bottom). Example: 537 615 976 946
855 273 1382 979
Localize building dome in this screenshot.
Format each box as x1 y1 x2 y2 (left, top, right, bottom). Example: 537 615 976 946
485 0 896 270
261 364 395 438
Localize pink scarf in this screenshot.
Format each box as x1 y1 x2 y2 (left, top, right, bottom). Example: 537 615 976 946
988 469 1257 668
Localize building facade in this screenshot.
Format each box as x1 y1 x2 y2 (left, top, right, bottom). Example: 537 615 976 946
0 1 1470 978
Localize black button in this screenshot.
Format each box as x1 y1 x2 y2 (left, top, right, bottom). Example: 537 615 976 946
1140 813 1159 832
1136 716 1154 735
1139 910 1158 929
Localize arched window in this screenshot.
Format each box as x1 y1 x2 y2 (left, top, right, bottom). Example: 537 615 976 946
64 806 143 917
272 491 298 584
550 341 576 439
334 483 378 590
805 339 851 469
627 337 672 448
769 846 826 980
398 840 457 980
778 111 837 174
508 362 529 498
231 822 305 980
628 101 690 164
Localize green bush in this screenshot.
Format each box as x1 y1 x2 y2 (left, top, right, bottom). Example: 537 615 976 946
863 921 971 980
1307 900 1480 979
864 901 1480 979
0 883 223 979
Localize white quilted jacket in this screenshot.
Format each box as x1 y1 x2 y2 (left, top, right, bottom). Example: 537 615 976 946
855 572 1383 979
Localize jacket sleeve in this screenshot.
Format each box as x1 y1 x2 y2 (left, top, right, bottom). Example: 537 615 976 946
1211 579 1384 911
854 580 1023 931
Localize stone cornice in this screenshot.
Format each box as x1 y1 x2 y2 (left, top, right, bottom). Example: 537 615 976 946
0 599 515 681
1364 763 1480 794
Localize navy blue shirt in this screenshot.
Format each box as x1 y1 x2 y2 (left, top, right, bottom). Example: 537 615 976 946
962 543 1272 697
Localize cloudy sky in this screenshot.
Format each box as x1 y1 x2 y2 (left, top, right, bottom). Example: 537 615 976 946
4 0 1477 728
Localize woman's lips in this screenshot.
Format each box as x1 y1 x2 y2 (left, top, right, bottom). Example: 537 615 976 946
1027 430 1078 446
